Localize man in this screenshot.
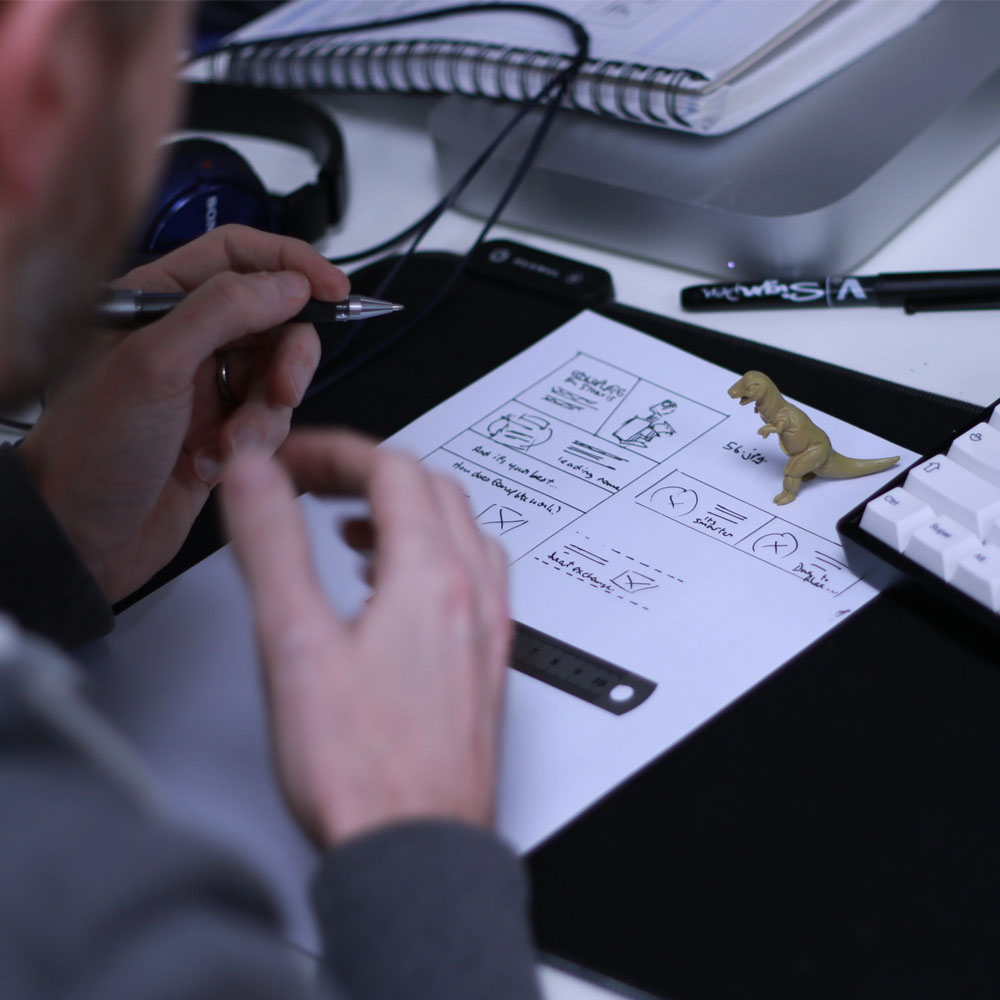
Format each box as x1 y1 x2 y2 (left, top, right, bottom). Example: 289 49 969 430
0 2 540 998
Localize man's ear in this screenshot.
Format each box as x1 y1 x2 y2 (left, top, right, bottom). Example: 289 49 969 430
0 0 104 211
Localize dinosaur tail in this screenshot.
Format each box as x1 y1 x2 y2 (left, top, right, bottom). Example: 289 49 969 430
819 452 900 479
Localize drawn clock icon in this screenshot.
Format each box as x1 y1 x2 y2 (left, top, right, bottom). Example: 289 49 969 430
650 484 698 517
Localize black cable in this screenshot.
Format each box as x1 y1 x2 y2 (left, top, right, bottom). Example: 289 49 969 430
307 44 586 391
324 65 561 267
305 53 582 398
194 2 591 394
306 71 588 393
194 2 590 266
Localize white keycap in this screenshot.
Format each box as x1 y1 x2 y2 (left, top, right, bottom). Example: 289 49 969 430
947 422 1000 487
985 518 1000 549
904 454 1000 538
904 516 982 579
953 543 1000 611
988 405 1000 432
859 486 935 552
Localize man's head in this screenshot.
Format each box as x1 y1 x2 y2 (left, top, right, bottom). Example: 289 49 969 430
0 0 190 404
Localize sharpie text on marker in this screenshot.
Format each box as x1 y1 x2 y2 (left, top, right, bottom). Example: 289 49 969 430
681 270 1000 313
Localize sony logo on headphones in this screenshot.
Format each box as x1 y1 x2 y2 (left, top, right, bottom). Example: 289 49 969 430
205 194 219 233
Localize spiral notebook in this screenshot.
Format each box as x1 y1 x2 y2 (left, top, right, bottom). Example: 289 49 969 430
210 0 938 135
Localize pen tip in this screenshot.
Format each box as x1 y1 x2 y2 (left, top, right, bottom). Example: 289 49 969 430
392 303 404 312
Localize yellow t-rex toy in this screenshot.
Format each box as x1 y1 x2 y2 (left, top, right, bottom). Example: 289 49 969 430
728 371 899 505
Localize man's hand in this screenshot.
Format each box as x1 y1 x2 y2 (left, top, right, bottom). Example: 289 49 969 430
221 431 513 845
19 225 348 604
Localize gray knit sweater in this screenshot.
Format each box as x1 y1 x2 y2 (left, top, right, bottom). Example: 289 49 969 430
0 443 541 1000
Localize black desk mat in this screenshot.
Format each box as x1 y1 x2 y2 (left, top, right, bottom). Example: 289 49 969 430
155 242 1000 998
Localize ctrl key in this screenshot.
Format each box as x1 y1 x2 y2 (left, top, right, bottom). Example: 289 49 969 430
904 515 982 580
859 486 934 551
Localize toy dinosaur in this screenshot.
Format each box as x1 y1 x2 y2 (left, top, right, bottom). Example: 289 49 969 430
727 371 899 505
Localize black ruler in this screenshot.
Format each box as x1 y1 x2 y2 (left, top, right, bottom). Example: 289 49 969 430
511 622 657 716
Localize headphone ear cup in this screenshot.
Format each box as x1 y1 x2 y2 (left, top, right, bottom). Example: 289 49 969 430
137 138 278 254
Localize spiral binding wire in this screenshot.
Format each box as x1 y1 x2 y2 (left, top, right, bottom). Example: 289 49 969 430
194 3 675 394
207 12 703 130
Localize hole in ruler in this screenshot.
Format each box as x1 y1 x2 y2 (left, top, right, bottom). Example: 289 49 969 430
608 684 635 703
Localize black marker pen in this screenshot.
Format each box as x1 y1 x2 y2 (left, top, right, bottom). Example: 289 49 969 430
680 269 1000 313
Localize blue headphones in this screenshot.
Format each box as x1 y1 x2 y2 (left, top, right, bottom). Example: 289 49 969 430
137 83 347 254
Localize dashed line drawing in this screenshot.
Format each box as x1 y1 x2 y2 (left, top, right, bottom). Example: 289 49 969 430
486 412 552 451
612 570 658 593
476 504 528 535
533 556 656 611
530 529 682 611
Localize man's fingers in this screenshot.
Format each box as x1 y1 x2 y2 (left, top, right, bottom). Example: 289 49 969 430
221 451 336 652
342 516 375 552
428 474 512 674
274 436 511 664
366 451 479 616
129 270 311 392
119 225 350 300
204 319 320 409
430 474 489 569
277 429 382 497
366 450 445 555
266 321 321 408
218 322 321 458
483 536 514 675
222 390 292 459
429 475 499 598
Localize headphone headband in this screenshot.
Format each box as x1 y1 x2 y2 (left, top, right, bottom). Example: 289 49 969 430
184 83 346 241
137 83 347 256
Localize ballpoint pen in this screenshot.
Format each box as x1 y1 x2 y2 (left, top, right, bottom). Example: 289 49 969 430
96 289 404 328
680 269 1000 313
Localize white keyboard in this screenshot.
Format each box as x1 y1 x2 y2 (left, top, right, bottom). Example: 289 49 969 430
838 401 1000 622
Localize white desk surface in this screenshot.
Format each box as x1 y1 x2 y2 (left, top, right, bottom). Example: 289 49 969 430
11 92 1000 1000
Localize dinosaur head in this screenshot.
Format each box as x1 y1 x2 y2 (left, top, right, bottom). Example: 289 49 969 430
727 371 776 410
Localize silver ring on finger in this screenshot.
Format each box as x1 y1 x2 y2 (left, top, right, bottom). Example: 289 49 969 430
215 351 238 409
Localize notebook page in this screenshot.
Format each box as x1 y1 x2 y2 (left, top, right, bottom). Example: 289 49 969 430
672 0 938 131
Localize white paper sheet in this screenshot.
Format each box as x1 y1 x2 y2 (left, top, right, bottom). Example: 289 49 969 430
381 312 916 845
81 312 916 949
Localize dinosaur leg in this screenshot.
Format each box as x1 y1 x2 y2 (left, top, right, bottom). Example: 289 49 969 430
774 448 825 505
774 472 802 506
